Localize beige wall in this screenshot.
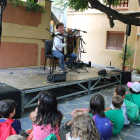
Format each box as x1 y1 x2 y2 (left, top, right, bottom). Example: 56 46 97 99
0 1 52 68
67 0 140 69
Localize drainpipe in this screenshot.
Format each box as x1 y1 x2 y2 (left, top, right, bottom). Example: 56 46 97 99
133 26 139 69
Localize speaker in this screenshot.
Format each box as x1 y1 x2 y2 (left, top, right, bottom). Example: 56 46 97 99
0 0 7 6
0 83 21 118
88 61 91 67
121 71 131 84
47 74 66 82
126 24 131 36
98 69 107 76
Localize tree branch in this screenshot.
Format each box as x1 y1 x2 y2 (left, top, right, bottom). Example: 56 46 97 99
87 0 140 26
107 14 115 28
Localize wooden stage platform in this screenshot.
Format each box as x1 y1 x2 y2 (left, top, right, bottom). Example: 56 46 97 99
0 67 121 114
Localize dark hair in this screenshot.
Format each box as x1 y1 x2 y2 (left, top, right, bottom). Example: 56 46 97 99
34 91 63 130
129 88 140 94
0 99 17 118
112 95 123 108
71 114 100 140
115 85 126 96
56 22 64 29
89 94 105 117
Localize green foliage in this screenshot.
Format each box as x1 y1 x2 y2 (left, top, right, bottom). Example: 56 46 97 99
25 0 45 13
68 0 88 12
54 0 88 12
136 67 140 74
136 67 140 70
118 45 135 65
8 0 45 13
8 0 23 7
54 0 127 11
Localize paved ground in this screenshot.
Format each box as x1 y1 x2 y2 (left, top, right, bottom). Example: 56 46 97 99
19 73 140 140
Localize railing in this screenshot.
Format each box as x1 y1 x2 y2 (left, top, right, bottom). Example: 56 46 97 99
111 0 129 10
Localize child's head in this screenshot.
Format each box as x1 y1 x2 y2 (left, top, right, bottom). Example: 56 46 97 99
114 85 126 97
127 82 140 94
71 114 100 140
0 99 17 118
56 22 64 34
90 94 105 117
6 135 25 140
112 95 123 109
35 91 62 128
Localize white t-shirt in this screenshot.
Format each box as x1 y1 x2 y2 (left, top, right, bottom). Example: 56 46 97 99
68 137 80 140
52 32 66 51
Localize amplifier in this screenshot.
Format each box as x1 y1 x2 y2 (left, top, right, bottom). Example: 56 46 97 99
121 71 131 84
47 74 66 82
0 83 21 118
98 69 107 76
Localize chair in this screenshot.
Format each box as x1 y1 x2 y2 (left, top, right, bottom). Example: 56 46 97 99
44 40 58 73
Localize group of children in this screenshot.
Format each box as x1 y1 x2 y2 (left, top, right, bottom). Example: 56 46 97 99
0 82 140 140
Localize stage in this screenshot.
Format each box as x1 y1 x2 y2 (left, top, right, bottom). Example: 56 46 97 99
0 67 121 115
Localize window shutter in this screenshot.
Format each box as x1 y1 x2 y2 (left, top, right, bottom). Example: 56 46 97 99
106 31 124 50
116 33 124 49
107 32 116 49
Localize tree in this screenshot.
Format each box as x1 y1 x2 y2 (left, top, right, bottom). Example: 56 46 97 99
54 0 140 28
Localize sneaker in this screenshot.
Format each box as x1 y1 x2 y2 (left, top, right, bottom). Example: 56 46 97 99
62 121 71 131
26 129 32 135
62 71 68 74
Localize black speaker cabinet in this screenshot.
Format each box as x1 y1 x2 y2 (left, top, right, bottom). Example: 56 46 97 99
0 0 7 6
121 71 131 84
47 74 66 82
0 83 21 118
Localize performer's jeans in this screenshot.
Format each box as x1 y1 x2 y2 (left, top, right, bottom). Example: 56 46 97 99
52 50 77 71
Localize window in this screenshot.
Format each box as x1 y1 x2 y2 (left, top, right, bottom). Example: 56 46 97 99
106 31 125 50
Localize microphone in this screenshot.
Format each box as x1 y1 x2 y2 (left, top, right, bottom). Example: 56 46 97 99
81 51 86 53
83 31 87 33
46 28 50 31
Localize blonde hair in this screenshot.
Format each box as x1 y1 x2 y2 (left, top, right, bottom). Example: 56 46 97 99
6 135 25 140
71 114 100 140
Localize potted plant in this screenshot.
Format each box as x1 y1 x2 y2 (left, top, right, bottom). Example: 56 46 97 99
118 45 135 71
135 67 140 74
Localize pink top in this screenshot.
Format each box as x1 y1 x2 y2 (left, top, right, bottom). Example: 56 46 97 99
33 124 59 140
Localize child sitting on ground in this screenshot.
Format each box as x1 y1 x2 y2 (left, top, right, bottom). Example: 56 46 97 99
28 91 63 140
125 82 140 124
66 114 100 140
0 99 21 140
105 95 124 136
64 94 113 140
105 85 130 125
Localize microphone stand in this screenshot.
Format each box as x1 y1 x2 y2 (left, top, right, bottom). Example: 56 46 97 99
46 28 57 75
